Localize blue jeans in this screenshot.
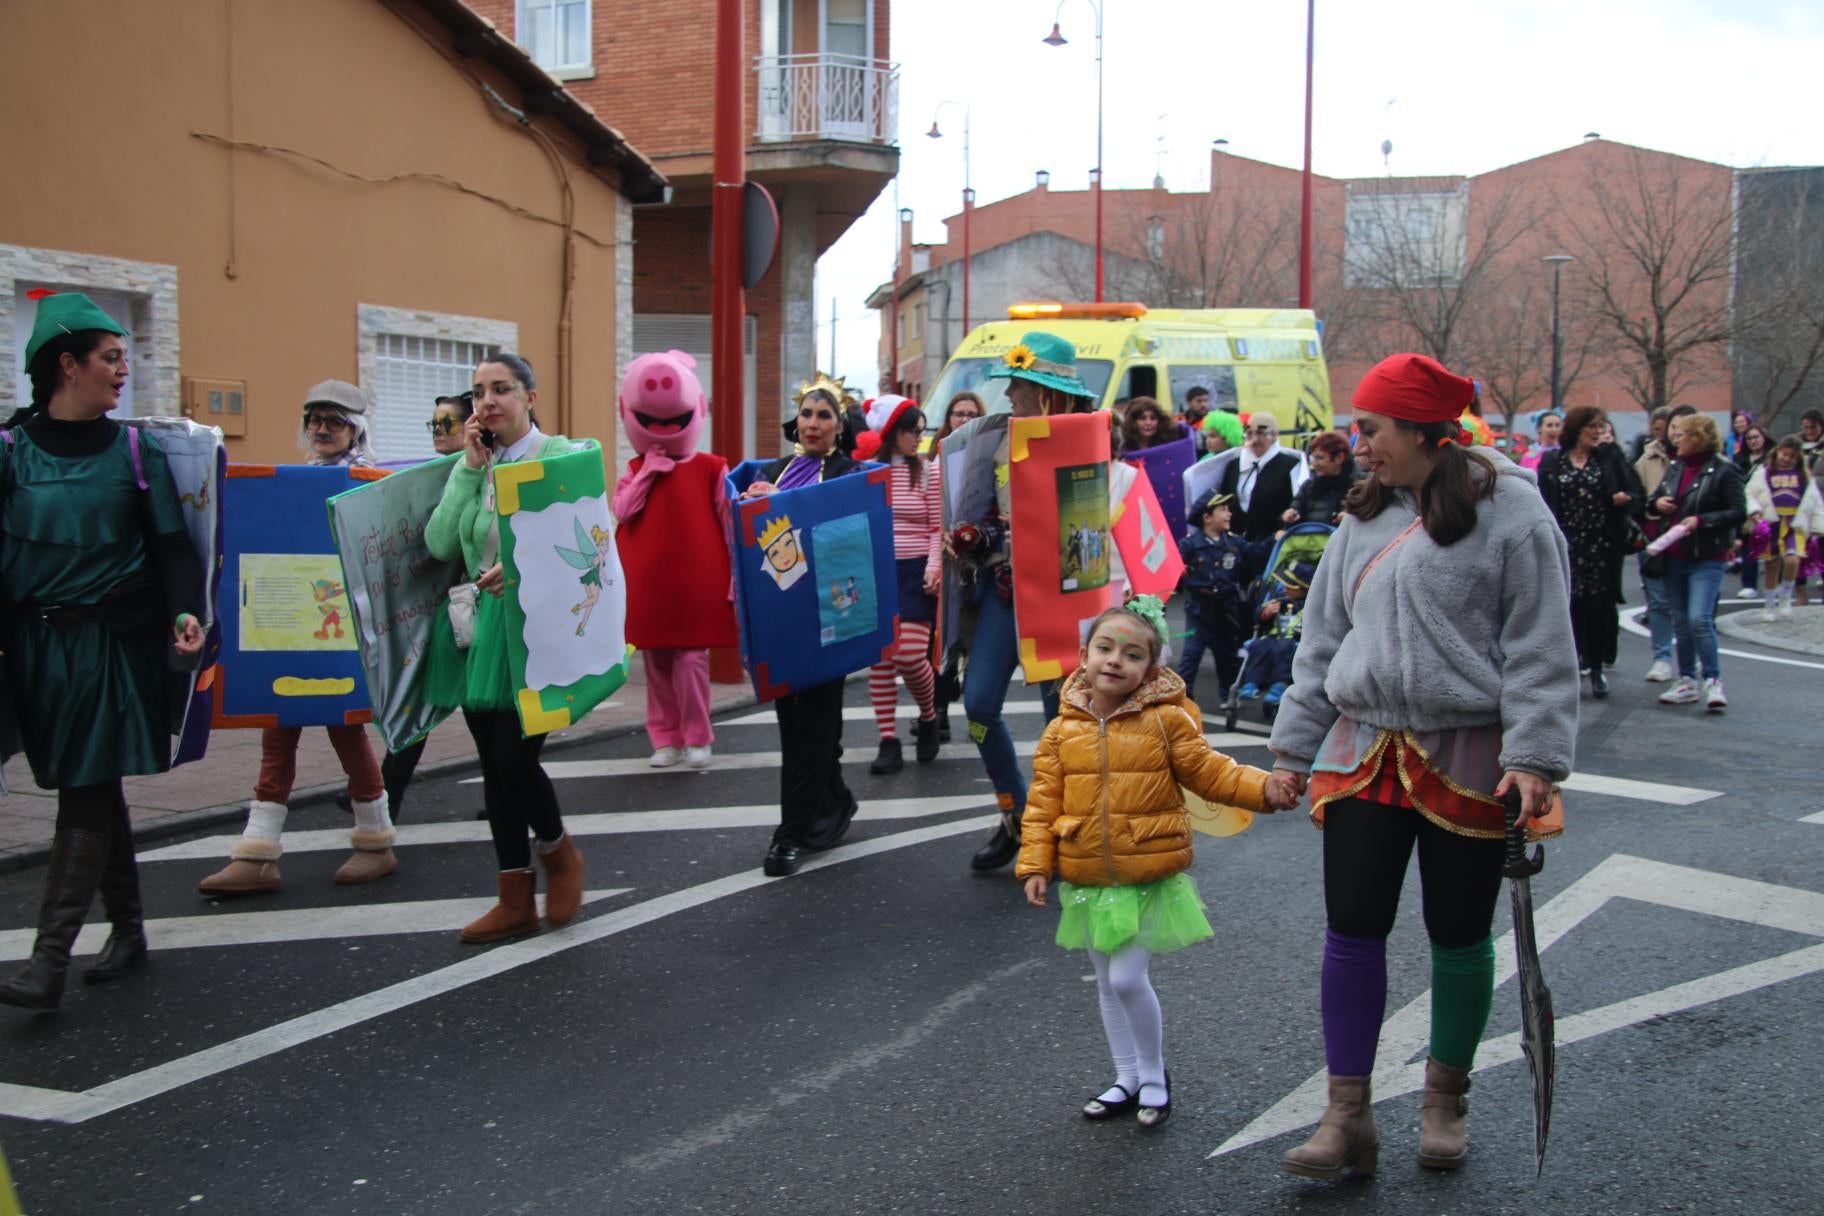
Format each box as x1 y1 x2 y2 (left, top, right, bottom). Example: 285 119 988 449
1662 558 1725 680
1638 558 1675 665
962 584 1029 815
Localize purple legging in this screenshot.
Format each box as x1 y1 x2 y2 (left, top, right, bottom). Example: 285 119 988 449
1321 929 1387 1077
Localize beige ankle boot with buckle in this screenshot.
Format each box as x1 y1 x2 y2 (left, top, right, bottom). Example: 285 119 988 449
1417 1056 1472 1169
1282 1075 1379 1181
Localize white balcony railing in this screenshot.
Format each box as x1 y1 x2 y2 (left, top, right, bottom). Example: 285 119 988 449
754 54 898 145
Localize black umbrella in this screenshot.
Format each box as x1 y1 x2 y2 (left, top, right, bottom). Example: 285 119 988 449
1502 788 1556 1174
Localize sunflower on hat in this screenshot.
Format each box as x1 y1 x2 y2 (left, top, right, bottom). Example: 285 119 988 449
1003 345 1038 372
985 331 1098 400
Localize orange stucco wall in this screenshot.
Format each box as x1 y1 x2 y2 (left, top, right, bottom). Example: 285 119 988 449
0 0 630 462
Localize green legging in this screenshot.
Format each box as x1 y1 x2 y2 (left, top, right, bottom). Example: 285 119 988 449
1431 936 1496 1070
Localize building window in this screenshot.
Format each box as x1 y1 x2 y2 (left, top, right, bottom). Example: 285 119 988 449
1146 216 1166 262
355 305 517 463
517 0 592 74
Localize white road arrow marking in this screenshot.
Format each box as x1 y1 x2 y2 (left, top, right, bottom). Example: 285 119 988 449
1209 854 1824 1158
0 890 631 962
136 796 997 862
0 814 996 1125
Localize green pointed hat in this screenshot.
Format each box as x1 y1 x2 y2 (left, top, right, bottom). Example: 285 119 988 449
24 292 128 369
985 330 1098 399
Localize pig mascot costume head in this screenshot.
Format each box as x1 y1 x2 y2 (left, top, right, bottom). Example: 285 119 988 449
612 349 707 523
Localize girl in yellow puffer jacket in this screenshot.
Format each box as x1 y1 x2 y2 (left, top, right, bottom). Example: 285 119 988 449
1018 599 1299 1127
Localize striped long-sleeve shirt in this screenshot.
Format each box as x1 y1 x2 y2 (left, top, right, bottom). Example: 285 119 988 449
886 456 943 583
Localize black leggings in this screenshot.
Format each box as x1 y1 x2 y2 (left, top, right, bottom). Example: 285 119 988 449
463 709 564 870
56 781 130 834
1569 592 1620 671
1322 797 1505 948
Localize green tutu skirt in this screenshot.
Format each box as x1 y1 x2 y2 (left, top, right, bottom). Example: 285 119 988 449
457 592 517 712
1054 873 1214 956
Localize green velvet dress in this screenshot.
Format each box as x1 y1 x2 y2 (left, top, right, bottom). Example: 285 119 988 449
1 422 185 788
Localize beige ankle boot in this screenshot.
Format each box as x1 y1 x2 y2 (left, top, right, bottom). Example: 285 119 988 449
1417 1057 1471 1169
1282 1075 1379 1181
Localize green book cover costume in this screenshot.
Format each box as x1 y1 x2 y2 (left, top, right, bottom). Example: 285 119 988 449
1 423 187 787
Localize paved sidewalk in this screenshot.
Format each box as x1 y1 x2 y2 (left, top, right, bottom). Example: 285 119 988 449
1716 600 1824 656
0 655 756 870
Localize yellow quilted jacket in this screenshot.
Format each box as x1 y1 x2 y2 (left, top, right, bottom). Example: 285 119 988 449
1015 667 1271 887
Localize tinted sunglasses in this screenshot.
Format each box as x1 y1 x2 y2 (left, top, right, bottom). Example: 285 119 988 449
426 416 462 436
304 413 351 431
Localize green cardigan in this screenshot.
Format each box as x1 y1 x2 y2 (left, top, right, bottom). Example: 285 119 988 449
424 434 575 578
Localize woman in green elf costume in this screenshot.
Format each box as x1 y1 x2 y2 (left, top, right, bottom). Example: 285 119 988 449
0 293 205 1012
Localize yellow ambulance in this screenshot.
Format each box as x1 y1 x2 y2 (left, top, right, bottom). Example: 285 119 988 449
922 302 1333 446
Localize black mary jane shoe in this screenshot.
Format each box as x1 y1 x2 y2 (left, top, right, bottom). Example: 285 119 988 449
1082 1084 1139 1121
762 840 804 877
1135 1072 1172 1129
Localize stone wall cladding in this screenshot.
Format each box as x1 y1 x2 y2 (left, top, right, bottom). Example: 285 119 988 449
0 243 180 415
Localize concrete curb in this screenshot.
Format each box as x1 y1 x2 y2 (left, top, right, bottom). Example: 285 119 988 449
1715 606 1824 656
0 688 760 876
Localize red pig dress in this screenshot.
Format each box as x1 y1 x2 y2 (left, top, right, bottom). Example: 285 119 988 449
618 453 738 648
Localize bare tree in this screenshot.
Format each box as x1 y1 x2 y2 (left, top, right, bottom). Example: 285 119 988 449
1341 174 1544 369
1563 146 1736 410
1460 270 1608 432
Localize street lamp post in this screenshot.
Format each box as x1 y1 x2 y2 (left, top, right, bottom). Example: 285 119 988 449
891 207 913 394
1298 0 1315 309
927 101 973 337
1543 254 1576 411
1044 0 1104 302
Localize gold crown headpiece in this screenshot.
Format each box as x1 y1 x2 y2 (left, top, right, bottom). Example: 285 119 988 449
792 371 847 406
758 515 796 548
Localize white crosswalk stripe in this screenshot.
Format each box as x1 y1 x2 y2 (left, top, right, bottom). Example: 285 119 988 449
718 704 1274 732
137 796 998 862
0 890 632 962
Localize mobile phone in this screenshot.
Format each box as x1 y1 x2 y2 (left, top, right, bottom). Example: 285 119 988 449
479 426 496 448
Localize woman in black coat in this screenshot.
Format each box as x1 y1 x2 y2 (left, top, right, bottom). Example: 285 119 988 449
1536 407 1644 698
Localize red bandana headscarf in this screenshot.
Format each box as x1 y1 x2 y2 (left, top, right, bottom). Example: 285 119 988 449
1353 354 1477 441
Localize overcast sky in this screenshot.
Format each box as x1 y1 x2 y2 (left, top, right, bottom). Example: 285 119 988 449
812 0 1824 389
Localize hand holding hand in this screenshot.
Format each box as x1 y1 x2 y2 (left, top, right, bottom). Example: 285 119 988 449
1023 875 1048 907
477 563 506 598
172 614 204 658
1494 769 1553 826
1267 767 1307 811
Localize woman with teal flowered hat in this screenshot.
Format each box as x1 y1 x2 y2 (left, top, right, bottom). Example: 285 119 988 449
1 291 206 1012
941 330 1101 871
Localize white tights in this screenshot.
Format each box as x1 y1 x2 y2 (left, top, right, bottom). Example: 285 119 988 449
1089 945 1167 1105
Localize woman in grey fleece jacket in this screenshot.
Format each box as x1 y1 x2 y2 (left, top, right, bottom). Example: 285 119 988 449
1268 353 1579 1184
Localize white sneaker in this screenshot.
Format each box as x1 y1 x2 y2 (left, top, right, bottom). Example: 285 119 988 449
1658 677 1700 705
1736 587 1762 600
1761 605 1778 623
648 746 684 768
1777 600 1794 620
1644 659 1674 683
1703 678 1727 710
684 745 713 770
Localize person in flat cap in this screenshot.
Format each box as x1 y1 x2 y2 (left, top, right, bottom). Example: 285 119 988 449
1 292 206 1011
1175 489 1272 703
297 378 379 467
1265 352 1578 1183
940 331 1102 871
198 379 394 899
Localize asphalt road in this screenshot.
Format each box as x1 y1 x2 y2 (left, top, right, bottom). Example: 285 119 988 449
2 597 1821 1215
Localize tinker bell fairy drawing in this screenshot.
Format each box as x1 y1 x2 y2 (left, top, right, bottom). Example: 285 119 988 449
555 518 614 636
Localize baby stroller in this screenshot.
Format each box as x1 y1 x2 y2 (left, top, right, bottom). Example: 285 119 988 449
1221 521 1336 731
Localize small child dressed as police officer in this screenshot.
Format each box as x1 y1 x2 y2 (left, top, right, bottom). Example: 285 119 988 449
1174 491 1273 702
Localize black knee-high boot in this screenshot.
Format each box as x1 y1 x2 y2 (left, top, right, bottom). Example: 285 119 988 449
0 828 111 1011
84 823 147 985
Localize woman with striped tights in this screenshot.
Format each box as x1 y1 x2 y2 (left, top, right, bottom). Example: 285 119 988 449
854 398 942 773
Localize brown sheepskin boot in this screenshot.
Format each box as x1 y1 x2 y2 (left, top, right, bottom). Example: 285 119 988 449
1417 1056 1472 1170
537 834 585 926
1282 1075 1379 1182
460 869 539 944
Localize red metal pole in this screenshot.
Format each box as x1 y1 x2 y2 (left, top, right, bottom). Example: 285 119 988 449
1298 0 1314 310
1094 12 1105 303
711 0 746 460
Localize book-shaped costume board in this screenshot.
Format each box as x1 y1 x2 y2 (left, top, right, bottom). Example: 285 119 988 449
495 440 631 737
726 460 898 703
934 415 1004 665
327 454 466 752
213 464 386 728
1122 432 1197 539
1110 463 1186 600
1010 412 1118 683
130 418 229 765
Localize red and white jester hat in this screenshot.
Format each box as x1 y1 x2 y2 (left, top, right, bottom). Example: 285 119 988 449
1352 353 1475 424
